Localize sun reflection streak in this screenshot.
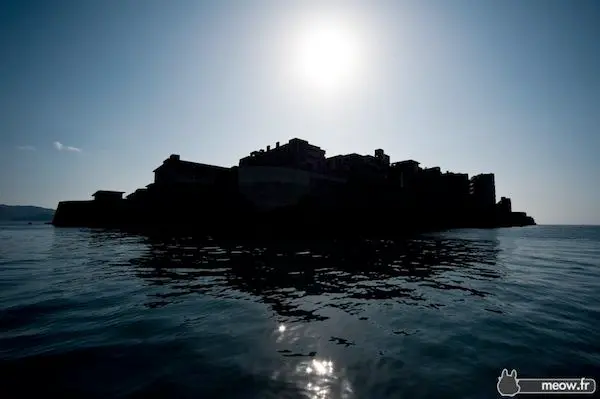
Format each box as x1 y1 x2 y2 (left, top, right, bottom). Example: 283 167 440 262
306 380 331 399
295 357 352 399
307 359 334 376
273 324 352 398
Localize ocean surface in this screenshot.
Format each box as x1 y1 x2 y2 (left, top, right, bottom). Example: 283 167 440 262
1 223 599 398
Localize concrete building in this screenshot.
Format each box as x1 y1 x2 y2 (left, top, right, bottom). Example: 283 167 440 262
237 166 343 210
327 153 363 177
153 154 230 186
389 160 421 189
53 136 537 230
327 149 390 180
419 167 444 214
126 188 149 201
327 153 360 176
238 139 346 211
497 196 512 215
239 138 326 172
92 190 125 201
442 172 470 200
423 166 441 175
374 149 390 167
470 173 496 209
441 172 470 223
391 160 420 172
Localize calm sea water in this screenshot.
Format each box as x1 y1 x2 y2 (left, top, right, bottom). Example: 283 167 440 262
1 223 599 398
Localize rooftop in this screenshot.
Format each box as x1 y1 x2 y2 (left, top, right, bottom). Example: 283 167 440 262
92 190 125 196
391 160 420 167
153 155 229 173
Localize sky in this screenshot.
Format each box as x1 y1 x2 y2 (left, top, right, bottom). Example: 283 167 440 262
0 0 598 225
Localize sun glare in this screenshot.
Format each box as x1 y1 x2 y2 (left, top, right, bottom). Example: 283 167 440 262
288 15 365 98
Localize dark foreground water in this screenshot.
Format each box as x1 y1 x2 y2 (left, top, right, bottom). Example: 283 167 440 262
1 224 599 398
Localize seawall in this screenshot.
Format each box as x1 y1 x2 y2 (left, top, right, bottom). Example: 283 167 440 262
52 195 535 240
52 200 130 228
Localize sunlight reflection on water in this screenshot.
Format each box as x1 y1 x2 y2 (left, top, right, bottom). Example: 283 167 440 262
275 323 353 398
295 357 352 399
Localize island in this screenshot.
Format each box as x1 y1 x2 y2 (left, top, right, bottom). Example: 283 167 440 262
52 138 535 237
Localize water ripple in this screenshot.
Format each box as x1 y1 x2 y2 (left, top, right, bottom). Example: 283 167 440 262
1 224 599 398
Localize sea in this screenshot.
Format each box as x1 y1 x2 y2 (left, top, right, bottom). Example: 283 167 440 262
0 223 599 398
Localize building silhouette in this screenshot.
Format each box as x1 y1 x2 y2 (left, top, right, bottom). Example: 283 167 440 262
470 173 496 210
92 190 125 202
52 137 536 234
239 138 326 172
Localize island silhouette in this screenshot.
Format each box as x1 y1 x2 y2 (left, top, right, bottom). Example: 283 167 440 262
52 138 535 237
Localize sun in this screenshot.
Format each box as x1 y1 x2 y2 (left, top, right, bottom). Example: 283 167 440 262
288 16 364 97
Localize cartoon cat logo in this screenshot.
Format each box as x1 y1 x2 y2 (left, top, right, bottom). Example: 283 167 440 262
497 369 521 397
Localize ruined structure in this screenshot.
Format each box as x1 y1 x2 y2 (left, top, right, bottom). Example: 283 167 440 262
52 138 536 237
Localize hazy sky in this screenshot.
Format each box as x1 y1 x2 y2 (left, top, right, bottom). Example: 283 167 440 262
1 0 598 225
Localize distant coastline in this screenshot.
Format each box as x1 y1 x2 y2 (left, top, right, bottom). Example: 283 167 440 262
0 205 55 222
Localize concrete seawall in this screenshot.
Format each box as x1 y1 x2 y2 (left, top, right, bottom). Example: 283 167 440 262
52 196 535 239
52 200 129 228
